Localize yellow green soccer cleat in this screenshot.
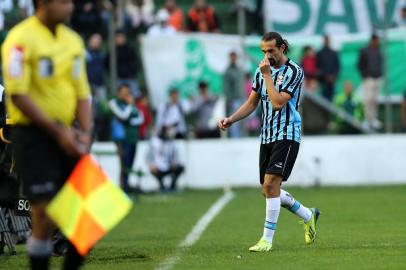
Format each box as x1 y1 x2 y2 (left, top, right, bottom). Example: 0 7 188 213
248 238 273 252
303 208 320 244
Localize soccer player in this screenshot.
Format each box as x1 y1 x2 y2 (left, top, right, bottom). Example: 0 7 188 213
2 0 91 269
218 32 320 252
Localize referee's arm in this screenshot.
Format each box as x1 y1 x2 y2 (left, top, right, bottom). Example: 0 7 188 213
74 49 93 152
11 94 83 156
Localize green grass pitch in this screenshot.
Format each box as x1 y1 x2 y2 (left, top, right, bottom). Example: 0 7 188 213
1 185 406 270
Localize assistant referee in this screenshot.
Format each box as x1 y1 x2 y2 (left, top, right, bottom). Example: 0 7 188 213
2 0 92 269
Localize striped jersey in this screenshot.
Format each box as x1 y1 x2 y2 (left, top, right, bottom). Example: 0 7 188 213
252 58 304 144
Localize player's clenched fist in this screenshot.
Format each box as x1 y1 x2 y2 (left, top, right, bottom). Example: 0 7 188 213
218 117 233 130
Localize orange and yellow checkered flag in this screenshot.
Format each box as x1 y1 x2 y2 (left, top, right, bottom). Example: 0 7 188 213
46 154 133 255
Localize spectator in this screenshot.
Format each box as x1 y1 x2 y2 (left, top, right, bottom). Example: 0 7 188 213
147 9 176 36
191 81 220 138
86 33 106 101
108 31 141 97
148 126 184 192
357 33 383 130
397 6 406 27
187 0 220 33
301 45 318 92
333 81 363 134
136 94 153 140
160 0 183 31
155 88 189 139
18 0 34 18
0 0 12 31
109 84 144 193
71 0 103 39
401 91 406 132
125 0 154 34
316 35 340 102
223 51 244 137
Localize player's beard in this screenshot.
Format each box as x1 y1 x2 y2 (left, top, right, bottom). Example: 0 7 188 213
268 57 276 67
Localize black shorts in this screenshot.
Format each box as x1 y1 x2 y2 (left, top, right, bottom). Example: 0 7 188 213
12 126 78 202
259 140 300 184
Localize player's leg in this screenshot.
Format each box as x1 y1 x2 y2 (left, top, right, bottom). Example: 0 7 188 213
249 144 277 252
249 173 281 252
280 189 312 222
28 202 54 270
262 173 282 243
277 140 320 244
280 189 320 243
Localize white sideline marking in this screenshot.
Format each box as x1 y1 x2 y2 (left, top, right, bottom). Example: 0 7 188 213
155 191 235 270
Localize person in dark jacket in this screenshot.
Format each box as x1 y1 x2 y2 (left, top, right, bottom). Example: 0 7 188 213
357 34 383 129
86 33 106 101
316 35 340 102
71 0 102 39
107 31 141 97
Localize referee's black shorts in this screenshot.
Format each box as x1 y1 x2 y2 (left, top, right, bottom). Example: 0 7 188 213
259 140 300 184
12 125 78 202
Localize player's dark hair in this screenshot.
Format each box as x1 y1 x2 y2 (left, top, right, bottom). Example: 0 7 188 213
262 32 290 54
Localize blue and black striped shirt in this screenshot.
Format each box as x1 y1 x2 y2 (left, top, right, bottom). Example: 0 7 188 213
252 58 304 144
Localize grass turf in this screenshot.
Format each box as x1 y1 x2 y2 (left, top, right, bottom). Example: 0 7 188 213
1 186 406 270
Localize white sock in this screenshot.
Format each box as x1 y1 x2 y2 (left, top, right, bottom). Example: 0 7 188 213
262 197 280 244
280 189 312 223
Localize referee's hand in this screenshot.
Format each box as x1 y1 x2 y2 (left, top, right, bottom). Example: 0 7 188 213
54 126 84 157
218 117 233 131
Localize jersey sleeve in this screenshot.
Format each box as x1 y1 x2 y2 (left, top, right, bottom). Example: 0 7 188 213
280 66 303 97
251 68 261 93
74 40 91 100
1 31 32 95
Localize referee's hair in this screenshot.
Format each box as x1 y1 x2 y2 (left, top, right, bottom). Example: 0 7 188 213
262 32 290 54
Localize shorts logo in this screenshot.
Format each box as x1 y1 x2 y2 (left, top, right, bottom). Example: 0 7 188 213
39 57 54 77
8 47 24 78
274 162 283 168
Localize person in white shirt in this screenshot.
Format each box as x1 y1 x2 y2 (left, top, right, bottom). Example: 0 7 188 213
155 88 189 139
0 0 13 31
148 126 184 192
18 0 34 18
147 8 176 37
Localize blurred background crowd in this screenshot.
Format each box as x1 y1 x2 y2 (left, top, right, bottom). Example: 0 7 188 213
0 0 406 192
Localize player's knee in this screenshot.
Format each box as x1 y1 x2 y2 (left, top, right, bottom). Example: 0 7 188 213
263 174 281 196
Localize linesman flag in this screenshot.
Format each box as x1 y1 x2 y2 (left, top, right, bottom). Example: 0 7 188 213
46 154 133 255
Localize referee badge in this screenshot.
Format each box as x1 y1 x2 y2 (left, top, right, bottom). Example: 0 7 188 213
72 56 81 79
277 75 284 85
8 47 24 78
39 57 54 77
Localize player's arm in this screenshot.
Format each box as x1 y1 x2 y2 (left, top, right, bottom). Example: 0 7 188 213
218 91 259 130
260 56 291 110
